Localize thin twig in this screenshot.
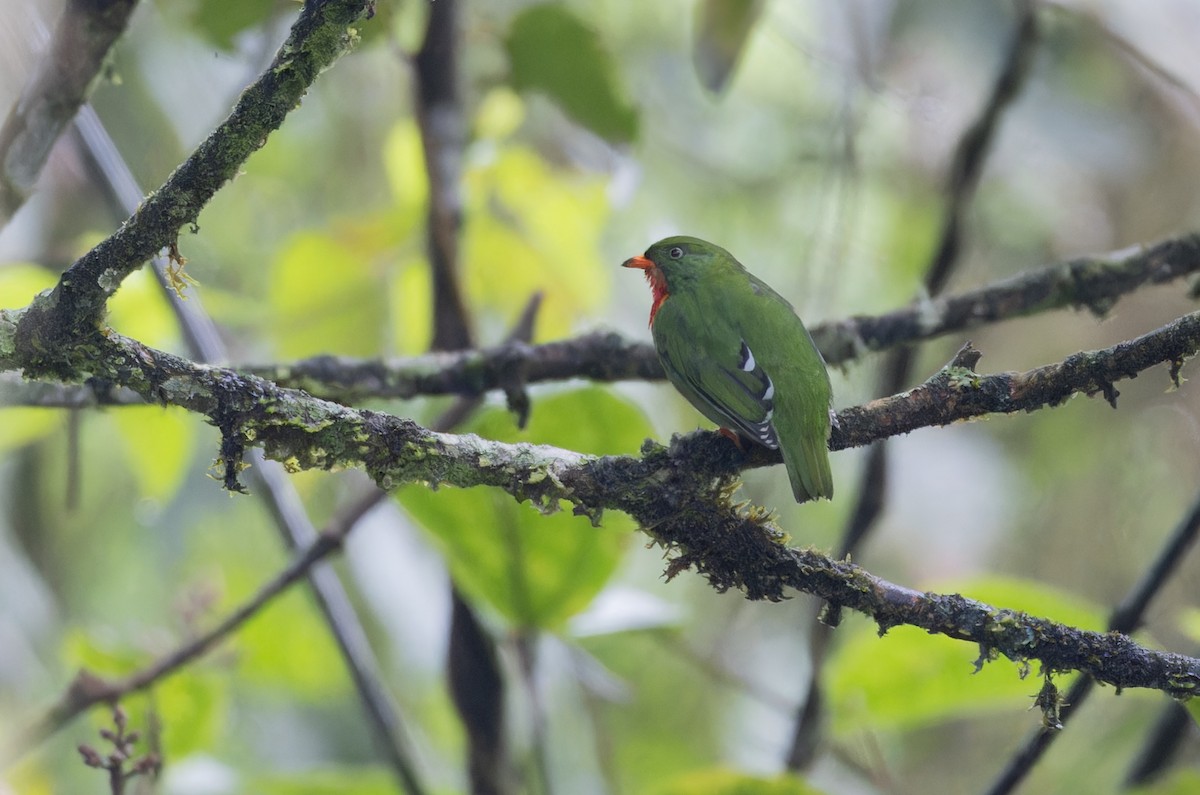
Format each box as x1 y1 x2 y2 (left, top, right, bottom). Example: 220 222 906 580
416 0 472 353
982 490 1200 795
0 490 380 768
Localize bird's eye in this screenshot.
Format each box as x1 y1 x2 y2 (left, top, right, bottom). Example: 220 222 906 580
668 246 684 259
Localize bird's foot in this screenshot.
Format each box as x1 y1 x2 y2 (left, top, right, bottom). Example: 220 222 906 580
718 427 747 451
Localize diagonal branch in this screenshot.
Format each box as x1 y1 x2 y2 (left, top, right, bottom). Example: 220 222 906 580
0 488 379 769
13 0 374 373
0 0 139 225
65 40 430 794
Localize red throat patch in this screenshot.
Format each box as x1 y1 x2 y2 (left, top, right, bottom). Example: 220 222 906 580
644 267 669 327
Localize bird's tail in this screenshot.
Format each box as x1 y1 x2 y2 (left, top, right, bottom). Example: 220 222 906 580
783 435 834 503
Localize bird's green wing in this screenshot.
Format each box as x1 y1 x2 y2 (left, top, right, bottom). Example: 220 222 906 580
738 274 834 501
652 288 779 447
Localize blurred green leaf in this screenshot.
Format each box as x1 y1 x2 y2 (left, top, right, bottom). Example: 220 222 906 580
112 406 196 502
0 408 60 451
1186 698 1200 731
654 769 826 795
398 388 649 628
189 0 278 51
63 627 145 676
505 4 638 143
828 576 1105 735
108 269 179 350
270 229 390 358
579 629 721 792
238 587 350 699
155 670 230 757
381 121 430 227
693 0 765 94
463 145 610 340
1177 607 1200 644
0 262 64 452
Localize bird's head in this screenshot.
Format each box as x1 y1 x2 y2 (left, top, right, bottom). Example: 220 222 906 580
622 236 734 326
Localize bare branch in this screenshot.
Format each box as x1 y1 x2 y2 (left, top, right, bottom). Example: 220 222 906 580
0 0 139 225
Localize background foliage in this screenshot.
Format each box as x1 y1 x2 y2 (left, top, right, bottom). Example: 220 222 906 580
1 1 1199 793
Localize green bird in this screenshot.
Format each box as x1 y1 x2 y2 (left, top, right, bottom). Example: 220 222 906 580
623 236 834 503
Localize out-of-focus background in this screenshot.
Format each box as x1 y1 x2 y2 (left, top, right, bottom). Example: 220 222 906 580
1 1 1199 793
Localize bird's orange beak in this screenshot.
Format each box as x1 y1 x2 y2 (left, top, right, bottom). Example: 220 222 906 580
621 255 654 270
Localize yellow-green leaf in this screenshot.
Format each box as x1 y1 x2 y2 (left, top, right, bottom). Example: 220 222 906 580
0 262 56 308
112 406 196 501
108 268 179 350
1177 607 1200 645
462 146 610 340
270 229 390 358
154 669 229 757
238 586 350 699
249 767 396 795
0 408 60 451
1131 769 1200 795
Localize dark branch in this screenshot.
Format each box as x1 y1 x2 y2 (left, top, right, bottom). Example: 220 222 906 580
415 0 473 352
790 4 1042 769
924 0 1038 295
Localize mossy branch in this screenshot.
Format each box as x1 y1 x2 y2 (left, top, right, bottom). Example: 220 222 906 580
3 307 1200 696
11 0 374 374
2 310 1197 507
